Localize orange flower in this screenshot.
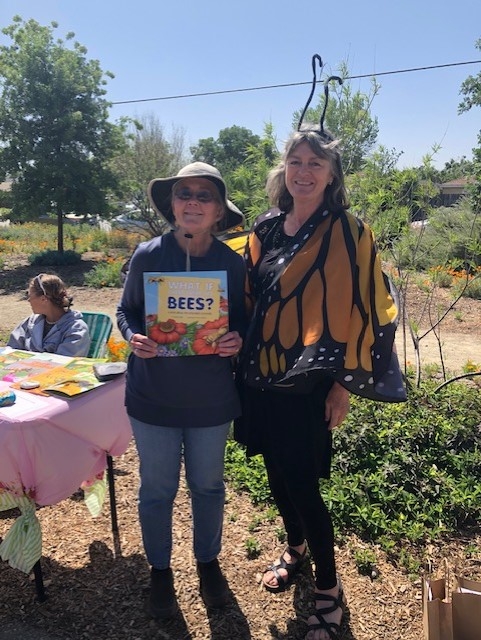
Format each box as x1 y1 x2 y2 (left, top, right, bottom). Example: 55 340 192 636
106 337 130 361
149 319 187 345
192 317 228 355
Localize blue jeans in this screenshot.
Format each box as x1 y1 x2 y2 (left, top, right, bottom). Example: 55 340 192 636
130 418 230 569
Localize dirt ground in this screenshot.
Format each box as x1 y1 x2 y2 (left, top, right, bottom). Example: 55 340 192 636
1 256 481 640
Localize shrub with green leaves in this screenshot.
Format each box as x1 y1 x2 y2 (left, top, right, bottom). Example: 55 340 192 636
225 380 481 555
244 536 262 559
455 274 481 300
326 383 481 546
395 199 481 271
84 259 124 288
352 547 377 576
29 249 82 266
224 441 271 505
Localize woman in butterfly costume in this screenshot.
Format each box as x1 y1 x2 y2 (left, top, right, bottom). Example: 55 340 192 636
235 117 406 639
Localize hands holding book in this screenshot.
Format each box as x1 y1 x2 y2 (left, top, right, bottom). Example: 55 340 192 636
129 330 242 358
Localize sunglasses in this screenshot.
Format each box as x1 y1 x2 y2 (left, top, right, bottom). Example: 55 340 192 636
174 188 216 204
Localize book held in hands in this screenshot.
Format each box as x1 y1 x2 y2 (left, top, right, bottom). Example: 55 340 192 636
143 271 229 356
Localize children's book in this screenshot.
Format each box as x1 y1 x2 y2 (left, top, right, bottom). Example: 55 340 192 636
0 349 67 383
143 271 229 356
41 371 107 397
9 355 108 397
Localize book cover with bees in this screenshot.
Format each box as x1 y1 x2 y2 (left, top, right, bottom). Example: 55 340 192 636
143 271 229 356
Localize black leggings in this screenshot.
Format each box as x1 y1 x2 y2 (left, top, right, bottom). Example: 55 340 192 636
263 440 336 590
253 386 337 590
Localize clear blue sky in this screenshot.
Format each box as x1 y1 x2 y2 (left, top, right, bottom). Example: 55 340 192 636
1 0 480 169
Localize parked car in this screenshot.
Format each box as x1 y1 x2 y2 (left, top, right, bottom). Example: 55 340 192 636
111 213 150 232
37 213 95 225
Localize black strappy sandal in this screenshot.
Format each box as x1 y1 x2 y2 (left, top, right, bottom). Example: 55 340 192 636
306 582 345 639
262 544 307 593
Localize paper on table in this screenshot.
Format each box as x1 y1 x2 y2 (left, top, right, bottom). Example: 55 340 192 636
0 351 60 383
0 387 52 419
10 358 107 397
43 371 106 397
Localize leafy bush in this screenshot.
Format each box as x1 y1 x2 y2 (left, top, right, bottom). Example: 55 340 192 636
84 258 124 288
395 200 481 271
352 547 377 576
327 383 481 548
428 266 453 288
103 229 137 250
29 249 82 266
455 273 481 300
244 536 262 559
224 441 271 505
225 380 481 555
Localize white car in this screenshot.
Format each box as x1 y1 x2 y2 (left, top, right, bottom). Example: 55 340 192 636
111 213 150 232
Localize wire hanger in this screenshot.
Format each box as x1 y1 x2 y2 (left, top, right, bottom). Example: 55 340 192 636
297 53 344 141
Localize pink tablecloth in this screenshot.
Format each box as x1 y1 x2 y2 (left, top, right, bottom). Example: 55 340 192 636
0 377 132 506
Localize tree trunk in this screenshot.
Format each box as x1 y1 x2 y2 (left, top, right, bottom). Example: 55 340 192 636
56 204 64 254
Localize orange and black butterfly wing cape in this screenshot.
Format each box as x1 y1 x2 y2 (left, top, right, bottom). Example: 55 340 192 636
241 208 406 402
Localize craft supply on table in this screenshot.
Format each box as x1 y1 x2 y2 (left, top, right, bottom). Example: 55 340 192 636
0 389 16 406
20 380 41 390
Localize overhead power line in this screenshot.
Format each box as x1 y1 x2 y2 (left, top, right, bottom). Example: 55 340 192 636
112 59 481 106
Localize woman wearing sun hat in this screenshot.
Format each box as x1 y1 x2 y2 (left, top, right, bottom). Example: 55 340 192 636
116 162 246 619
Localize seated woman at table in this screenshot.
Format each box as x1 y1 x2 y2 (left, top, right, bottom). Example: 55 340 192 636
7 273 91 357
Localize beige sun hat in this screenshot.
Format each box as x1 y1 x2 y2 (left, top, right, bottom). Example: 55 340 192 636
148 162 245 233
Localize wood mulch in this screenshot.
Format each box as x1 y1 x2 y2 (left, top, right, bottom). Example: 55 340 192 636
1 441 481 640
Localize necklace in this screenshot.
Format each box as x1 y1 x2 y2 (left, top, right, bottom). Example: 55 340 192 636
44 319 56 325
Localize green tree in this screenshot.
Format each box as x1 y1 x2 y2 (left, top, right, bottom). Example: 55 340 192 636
415 152 474 185
458 37 481 213
436 157 474 184
292 62 380 174
229 123 279 227
190 125 261 177
348 147 437 251
0 17 127 252
110 113 187 236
